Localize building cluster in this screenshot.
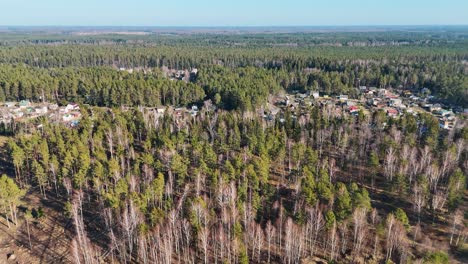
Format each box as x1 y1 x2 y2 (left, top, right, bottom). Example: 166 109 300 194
138 104 205 122
360 86 458 129
168 68 198 82
264 86 461 130
0 100 82 127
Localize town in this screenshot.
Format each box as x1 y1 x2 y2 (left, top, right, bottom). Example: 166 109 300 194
265 86 464 130
0 100 81 127
0 84 464 132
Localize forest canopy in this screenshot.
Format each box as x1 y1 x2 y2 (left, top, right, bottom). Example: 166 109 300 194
0 29 467 264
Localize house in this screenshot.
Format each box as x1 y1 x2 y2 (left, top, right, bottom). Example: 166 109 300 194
439 119 453 130
63 114 74 122
312 92 320 99
385 92 399 99
14 111 24 119
378 89 388 97
430 104 442 112
302 98 312 106
386 108 399 117
365 90 375 96
438 109 453 117
35 106 48 114
396 104 407 110
349 105 360 114
19 100 31 108
389 98 402 107
270 106 280 116
70 120 80 127
190 68 198 80
421 87 431 95
174 70 186 79
338 95 349 101
376 103 386 109
189 105 199 117
156 108 166 115
65 103 80 112
49 104 59 110
403 90 413 97
368 98 381 106
174 108 185 117
4 102 16 108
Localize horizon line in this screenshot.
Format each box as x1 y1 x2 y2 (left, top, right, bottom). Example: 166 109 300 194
1 24 468 28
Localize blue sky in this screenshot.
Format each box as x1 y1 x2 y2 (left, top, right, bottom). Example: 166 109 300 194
1 0 467 26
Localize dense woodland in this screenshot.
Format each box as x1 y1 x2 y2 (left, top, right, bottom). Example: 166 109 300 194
0 30 467 264
0 33 467 107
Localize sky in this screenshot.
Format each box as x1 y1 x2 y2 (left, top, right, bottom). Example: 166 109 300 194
1 0 467 27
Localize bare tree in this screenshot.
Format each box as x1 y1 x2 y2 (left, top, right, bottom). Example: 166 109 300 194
420 146 432 169
455 139 465 162
384 146 397 181
255 223 264 263
352 208 367 256
385 213 407 263
199 226 209 264
440 148 456 179
385 214 396 261
412 183 426 223
450 209 463 245
426 164 441 191
328 158 337 183
328 221 338 262
265 220 276 263
71 192 98 264
306 206 323 257
338 221 349 255
283 217 304 264
431 190 446 222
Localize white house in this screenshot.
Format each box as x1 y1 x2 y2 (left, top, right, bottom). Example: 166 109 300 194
63 114 74 122
338 95 349 101
390 98 402 107
35 106 48 114
19 100 31 109
4 102 16 108
156 108 166 114
65 103 80 112
49 104 59 110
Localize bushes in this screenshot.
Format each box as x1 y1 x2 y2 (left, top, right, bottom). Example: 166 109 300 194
423 251 449 264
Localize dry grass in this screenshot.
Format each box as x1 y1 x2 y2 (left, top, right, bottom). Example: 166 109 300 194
0 136 9 147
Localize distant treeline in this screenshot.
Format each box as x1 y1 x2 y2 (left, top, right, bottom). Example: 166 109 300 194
0 31 466 108
1 29 467 46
